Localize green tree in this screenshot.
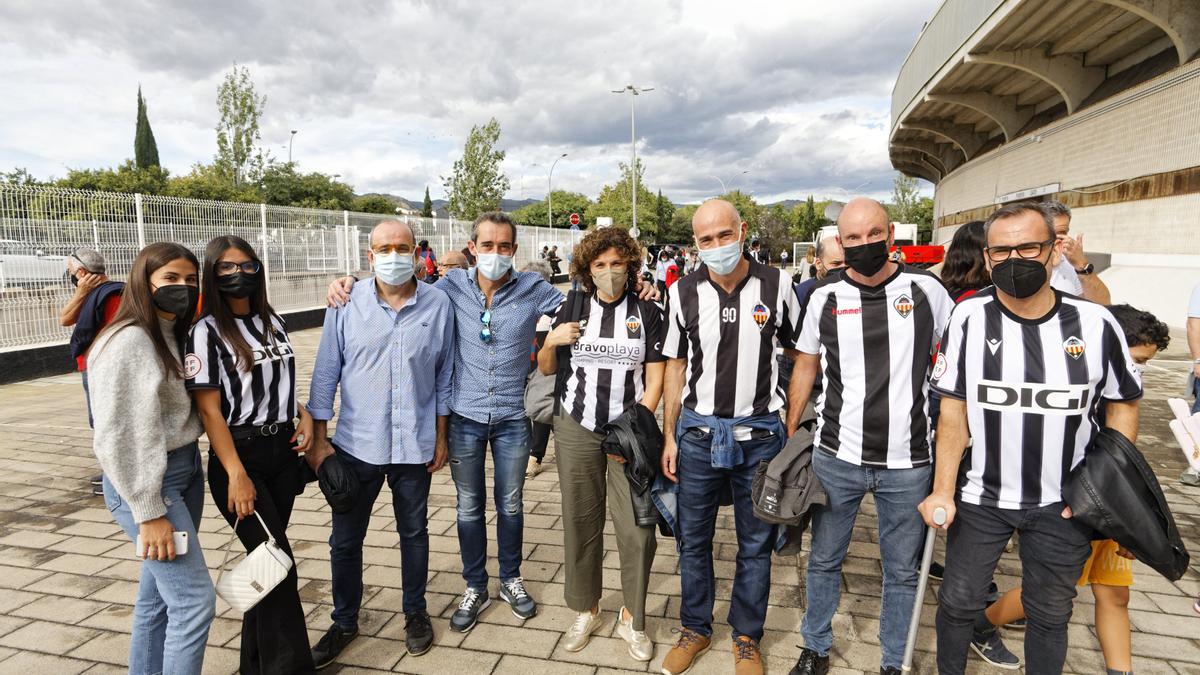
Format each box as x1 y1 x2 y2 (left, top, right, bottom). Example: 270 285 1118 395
511 190 593 228
352 194 396 214
888 173 934 242
442 118 510 219
215 63 267 188
794 195 820 240
422 186 434 218
2 168 40 186
654 190 675 237
585 159 658 240
166 163 260 203
259 163 353 210
134 86 160 170
57 160 169 195
756 204 795 263
716 190 759 233
663 204 699 244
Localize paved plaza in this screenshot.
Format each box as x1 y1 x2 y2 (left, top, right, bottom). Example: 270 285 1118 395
0 326 1197 674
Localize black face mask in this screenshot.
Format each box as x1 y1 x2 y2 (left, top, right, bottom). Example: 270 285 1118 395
991 257 1047 299
843 239 889 277
152 284 200 321
216 271 262 299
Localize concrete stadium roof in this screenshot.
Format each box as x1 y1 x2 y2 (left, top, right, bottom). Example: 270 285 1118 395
889 0 1200 183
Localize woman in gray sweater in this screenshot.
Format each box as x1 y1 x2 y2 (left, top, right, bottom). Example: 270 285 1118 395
88 242 215 675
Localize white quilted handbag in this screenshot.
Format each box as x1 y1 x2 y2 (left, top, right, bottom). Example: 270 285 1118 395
214 511 293 613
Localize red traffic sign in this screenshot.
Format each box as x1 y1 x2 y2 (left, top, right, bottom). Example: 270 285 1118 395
569 212 580 226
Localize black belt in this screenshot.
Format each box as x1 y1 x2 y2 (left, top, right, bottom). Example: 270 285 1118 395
228 422 295 442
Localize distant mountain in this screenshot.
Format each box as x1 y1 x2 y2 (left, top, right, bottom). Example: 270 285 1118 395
360 193 539 215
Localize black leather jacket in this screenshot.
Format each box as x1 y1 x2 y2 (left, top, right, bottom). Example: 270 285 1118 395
1064 427 1190 580
601 404 663 527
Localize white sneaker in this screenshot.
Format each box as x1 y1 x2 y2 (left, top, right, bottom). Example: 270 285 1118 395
562 610 603 652
615 606 653 662
526 457 543 478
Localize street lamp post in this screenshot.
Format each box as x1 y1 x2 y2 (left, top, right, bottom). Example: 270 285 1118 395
288 130 298 164
547 153 567 228
708 170 750 196
611 85 654 237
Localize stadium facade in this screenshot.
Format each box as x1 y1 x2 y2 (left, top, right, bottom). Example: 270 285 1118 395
890 0 1200 325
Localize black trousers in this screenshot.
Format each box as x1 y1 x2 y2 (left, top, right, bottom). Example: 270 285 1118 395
530 420 552 462
935 500 1093 675
208 432 315 675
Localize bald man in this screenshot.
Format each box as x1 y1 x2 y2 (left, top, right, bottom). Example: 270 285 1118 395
437 249 468 277
660 199 803 675
306 219 456 663
786 198 953 675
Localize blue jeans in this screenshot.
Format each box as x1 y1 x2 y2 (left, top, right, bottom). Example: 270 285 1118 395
801 451 931 668
448 412 531 588
677 427 783 641
329 448 432 627
1192 379 1200 414
103 444 215 675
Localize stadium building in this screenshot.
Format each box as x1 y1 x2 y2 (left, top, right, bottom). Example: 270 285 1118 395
890 0 1200 325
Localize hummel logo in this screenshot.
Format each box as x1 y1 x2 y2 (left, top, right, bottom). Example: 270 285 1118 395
987 338 1002 355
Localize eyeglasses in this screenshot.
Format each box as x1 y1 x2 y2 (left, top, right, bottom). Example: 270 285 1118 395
215 260 262 275
984 238 1055 263
480 309 493 343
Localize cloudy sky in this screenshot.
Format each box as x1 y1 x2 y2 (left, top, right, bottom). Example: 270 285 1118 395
0 0 938 205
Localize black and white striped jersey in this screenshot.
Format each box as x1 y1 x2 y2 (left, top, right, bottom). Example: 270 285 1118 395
556 293 665 432
663 258 803 418
184 313 298 427
931 289 1143 509
797 265 953 468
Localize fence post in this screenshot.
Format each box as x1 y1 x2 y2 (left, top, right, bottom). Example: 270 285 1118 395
134 193 146 250
260 204 272 298
92 219 100 250
343 210 353 275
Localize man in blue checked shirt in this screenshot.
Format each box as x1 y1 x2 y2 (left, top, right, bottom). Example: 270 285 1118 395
326 212 660 634
306 219 454 666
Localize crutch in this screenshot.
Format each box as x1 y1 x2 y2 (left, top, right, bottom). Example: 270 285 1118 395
902 506 947 672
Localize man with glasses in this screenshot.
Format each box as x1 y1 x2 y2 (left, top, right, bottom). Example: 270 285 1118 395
437 249 469 277
1043 200 1111 304
921 201 1141 674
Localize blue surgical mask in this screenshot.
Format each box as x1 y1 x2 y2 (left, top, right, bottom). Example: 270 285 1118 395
698 238 743 276
374 252 415 286
476 253 513 281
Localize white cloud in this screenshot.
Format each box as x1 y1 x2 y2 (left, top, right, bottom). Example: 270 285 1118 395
0 0 939 203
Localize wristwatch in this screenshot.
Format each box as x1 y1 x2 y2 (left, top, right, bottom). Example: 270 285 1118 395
1075 263 1094 275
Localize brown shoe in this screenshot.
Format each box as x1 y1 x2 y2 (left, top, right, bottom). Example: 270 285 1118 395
733 636 763 675
660 627 711 674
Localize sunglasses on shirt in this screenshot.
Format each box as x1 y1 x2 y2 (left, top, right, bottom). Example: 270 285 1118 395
480 309 493 343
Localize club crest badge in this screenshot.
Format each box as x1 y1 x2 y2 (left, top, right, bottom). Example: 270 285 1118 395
183 354 203 379
893 294 913 319
932 352 948 380
625 314 642 336
752 303 770 330
1063 336 1086 360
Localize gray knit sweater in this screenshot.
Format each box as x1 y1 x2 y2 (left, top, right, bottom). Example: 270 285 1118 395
87 317 202 523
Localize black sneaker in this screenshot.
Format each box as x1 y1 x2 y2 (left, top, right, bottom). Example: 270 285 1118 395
90 473 103 486
311 623 358 670
970 628 1020 669
881 668 902 675
1005 617 1026 630
928 561 945 581
499 577 537 620
91 483 104 496
449 587 491 632
789 647 829 675
404 610 433 656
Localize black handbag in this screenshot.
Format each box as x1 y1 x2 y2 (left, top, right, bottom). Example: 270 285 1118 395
1063 427 1190 581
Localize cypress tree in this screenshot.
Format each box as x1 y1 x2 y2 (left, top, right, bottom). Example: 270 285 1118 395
422 186 434 218
134 86 161 169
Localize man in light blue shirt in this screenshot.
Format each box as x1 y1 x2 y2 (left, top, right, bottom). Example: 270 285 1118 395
306 220 454 665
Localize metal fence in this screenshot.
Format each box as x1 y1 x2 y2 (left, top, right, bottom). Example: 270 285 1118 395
0 185 584 351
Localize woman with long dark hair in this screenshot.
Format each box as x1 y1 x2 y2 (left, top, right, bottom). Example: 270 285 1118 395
939 220 990 301
185 235 315 674
88 242 215 674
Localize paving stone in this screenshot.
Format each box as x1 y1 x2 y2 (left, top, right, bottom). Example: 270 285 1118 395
0 619 102 654
12 595 108 624
0 650 94 674
459 622 560 659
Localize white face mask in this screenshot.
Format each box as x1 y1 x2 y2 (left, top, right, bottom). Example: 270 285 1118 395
698 237 743 276
475 252 513 281
373 252 415 286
